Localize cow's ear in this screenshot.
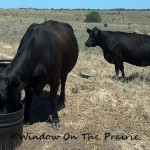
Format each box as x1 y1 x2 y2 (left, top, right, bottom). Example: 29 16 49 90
94 27 100 37
87 28 91 34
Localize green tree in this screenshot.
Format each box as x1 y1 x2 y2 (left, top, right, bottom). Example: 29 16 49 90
84 11 102 23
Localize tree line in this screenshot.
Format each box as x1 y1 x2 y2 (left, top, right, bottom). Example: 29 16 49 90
17 8 150 11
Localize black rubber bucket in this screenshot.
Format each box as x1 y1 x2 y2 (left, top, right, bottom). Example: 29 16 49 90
0 61 10 73
0 103 24 150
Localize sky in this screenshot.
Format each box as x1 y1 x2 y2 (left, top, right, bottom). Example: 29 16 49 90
0 0 150 10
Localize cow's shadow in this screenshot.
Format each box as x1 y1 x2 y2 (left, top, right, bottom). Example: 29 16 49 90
109 72 150 84
21 90 64 125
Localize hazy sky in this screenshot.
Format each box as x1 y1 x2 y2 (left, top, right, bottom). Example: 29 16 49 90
0 0 149 9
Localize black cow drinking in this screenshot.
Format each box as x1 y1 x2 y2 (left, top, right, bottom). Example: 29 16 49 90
0 20 79 128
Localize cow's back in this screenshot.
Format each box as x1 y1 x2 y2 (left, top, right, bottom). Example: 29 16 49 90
4 20 78 83
103 31 150 49
101 31 150 66
42 20 79 76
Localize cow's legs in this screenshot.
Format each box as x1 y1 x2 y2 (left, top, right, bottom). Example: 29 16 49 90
114 58 125 79
59 75 67 109
24 87 33 125
120 62 125 77
114 63 120 79
49 78 60 128
114 57 122 79
112 45 125 79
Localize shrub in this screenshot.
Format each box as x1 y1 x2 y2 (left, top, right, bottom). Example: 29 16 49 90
104 23 108 27
84 11 102 23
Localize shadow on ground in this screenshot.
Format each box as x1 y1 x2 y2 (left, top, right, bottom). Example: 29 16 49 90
108 72 150 84
22 90 64 125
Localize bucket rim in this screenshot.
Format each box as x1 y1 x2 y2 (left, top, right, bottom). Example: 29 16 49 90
0 103 24 116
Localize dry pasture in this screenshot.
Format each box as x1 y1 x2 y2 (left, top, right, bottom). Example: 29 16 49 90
0 9 150 150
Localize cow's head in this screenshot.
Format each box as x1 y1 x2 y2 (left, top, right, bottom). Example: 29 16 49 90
85 27 100 47
0 75 21 113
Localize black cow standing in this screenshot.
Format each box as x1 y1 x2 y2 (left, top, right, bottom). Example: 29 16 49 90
85 27 150 78
0 20 78 128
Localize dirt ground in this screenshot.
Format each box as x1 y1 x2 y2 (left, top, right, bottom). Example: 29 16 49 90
18 53 150 150
0 9 150 150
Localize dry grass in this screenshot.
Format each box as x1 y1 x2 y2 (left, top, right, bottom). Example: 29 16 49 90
0 9 150 149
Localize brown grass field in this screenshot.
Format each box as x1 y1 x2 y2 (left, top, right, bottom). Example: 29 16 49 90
0 9 150 150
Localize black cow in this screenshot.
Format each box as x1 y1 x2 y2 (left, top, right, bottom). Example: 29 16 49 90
85 27 150 78
0 20 78 128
